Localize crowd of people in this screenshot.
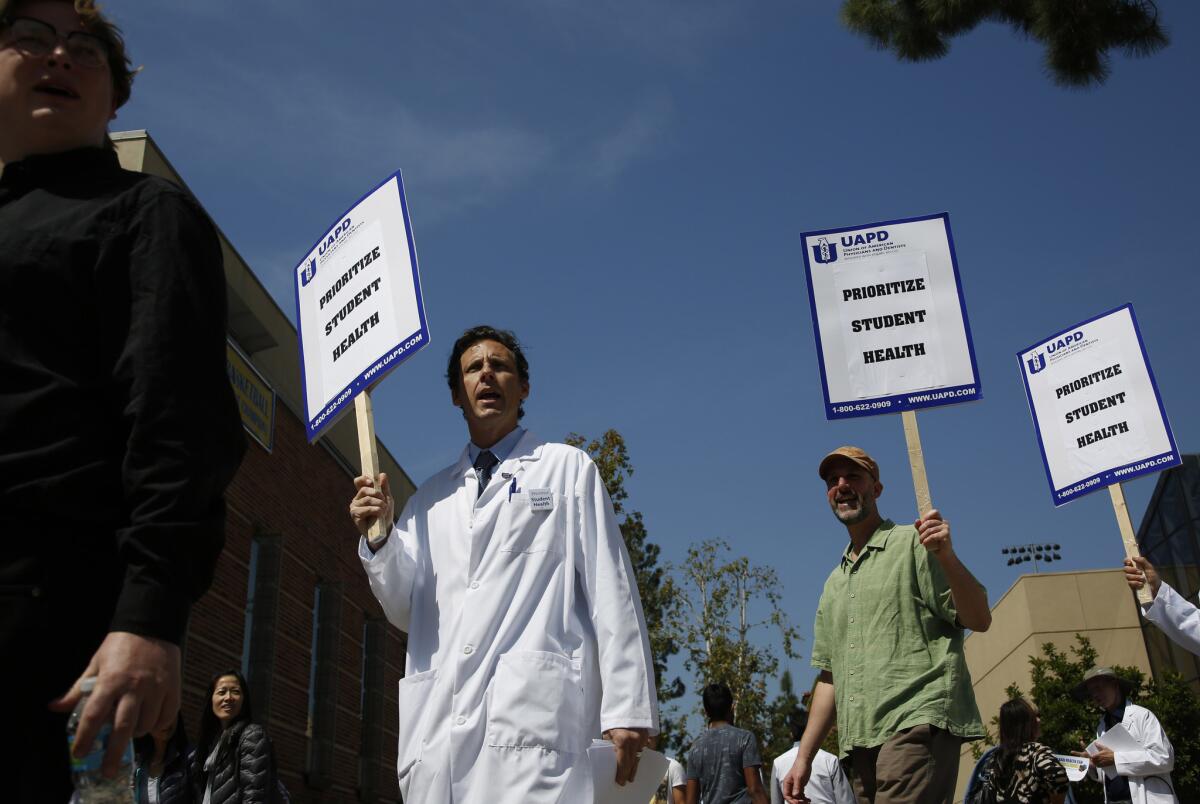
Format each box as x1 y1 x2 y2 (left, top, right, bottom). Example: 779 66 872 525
4 2 1200 804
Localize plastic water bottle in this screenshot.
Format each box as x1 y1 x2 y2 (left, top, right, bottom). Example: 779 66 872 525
66 677 134 803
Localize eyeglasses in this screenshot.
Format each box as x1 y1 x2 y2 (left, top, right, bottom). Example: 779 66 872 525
0 16 110 70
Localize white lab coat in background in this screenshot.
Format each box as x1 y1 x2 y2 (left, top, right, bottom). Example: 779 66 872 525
770 744 855 804
1089 700 1177 804
1143 582 1200 656
360 431 658 804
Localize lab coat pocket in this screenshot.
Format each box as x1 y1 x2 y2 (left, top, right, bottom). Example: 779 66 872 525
395 668 438 780
500 493 566 554
486 650 585 754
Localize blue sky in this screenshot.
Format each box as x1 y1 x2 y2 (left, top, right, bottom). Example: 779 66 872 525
110 2 1200 728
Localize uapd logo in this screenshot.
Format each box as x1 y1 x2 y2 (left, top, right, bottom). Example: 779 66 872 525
811 236 838 264
299 258 317 287
318 217 353 258
1026 353 1046 374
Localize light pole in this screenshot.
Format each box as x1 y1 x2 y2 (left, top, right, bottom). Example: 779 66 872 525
1001 543 1063 574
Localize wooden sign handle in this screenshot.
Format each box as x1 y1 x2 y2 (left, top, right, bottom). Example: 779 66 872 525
902 410 933 517
354 390 385 540
1109 482 1154 605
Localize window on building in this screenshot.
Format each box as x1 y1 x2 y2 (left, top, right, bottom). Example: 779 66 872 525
240 531 282 721
359 617 387 802
306 580 342 789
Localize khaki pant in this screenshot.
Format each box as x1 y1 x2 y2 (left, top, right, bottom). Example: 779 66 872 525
847 724 962 804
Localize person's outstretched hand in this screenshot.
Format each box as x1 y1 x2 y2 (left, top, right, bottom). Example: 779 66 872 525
49 631 181 777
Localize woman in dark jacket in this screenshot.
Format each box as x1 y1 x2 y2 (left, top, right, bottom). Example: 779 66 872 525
192 670 280 804
133 713 193 804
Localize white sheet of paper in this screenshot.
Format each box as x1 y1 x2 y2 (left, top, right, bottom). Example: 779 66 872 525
588 741 670 804
1087 723 1143 780
1054 754 1089 782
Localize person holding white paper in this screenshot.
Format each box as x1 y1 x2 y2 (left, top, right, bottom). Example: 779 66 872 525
348 325 658 804
1124 556 1200 657
1070 667 1176 804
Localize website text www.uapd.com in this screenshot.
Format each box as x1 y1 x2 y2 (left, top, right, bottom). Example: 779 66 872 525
905 387 978 404
311 332 425 431
1113 453 1176 478
364 331 424 381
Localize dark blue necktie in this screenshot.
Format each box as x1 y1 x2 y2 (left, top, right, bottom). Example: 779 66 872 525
474 450 499 498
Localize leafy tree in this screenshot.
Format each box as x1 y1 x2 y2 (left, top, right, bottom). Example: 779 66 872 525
767 671 804 761
565 431 684 748
664 539 802 758
840 0 1169 87
978 634 1200 803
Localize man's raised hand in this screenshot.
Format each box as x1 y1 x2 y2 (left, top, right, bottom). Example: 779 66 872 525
350 473 393 543
1125 556 1161 599
915 509 952 556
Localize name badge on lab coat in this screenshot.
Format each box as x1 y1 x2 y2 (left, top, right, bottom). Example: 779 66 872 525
528 489 554 511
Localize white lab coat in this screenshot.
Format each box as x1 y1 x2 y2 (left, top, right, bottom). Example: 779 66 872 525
770 744 855 804
1143 582 1200 656
360 432 658 803
1089 701 1177 804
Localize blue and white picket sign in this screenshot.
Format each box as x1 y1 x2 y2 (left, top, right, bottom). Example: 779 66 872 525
801 212 982 420
1017 304 1180 507
294 171 429 442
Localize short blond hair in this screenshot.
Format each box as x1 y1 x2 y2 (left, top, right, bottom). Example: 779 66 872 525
0 0 136 108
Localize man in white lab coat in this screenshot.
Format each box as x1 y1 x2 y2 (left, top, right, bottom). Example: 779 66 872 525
349 325 658 803
1070 666 1176 804
1125 556 1200 656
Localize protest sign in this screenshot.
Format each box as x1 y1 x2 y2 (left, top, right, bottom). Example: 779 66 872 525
801 212 981 420
1017 304 1179 507
1018 304 1180 604
295 171 429 443
802 212 982 515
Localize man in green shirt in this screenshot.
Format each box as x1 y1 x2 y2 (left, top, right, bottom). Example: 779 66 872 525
781 446 990 804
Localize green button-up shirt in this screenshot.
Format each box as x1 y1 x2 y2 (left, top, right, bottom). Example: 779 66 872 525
811 520 983 757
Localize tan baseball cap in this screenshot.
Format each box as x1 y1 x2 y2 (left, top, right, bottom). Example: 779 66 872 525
818 446 879 482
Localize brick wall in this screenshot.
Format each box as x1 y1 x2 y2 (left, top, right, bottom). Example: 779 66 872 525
183 397 407 803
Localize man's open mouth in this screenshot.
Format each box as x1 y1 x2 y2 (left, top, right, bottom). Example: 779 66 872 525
34 83 80 99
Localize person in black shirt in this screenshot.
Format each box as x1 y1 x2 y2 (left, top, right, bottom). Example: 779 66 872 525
0 1 245 800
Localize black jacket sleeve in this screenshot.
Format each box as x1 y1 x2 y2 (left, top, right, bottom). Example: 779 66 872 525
104 185 246 642
236 723 274 804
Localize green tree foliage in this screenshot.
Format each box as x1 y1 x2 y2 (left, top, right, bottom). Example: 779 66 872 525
565 431 684 747
840 0 1169 87
768 671 804 761
664 539 802 757
980 634 1200 802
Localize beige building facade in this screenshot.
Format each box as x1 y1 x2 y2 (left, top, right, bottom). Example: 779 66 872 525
954 569 1151 802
